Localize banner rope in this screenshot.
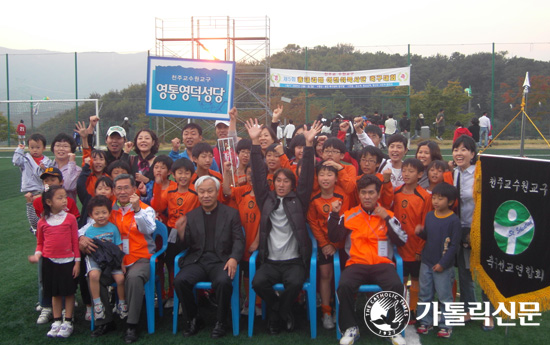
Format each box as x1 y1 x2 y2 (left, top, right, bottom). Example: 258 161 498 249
479 95 550 155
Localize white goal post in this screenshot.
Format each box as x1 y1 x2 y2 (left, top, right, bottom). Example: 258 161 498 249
0 98 100 146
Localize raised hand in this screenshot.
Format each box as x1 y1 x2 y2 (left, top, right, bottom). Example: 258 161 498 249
68 153 76 162
339 121 350 132
331 199 342 213
89 115 100 128
244 118 262 144
171 137 181 152
124 141 134 154
229 107 238 122
272 104 283 123
303 120 323 146
75 121 88 138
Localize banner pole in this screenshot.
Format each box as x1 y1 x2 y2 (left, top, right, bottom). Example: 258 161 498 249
305 47 309 124
520 72 530 156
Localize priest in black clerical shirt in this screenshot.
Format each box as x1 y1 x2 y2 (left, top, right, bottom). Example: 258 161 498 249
173 175 244 339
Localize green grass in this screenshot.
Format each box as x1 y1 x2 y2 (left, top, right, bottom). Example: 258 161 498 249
1 149 549 345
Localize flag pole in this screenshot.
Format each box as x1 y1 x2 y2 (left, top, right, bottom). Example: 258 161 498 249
519 72 530 157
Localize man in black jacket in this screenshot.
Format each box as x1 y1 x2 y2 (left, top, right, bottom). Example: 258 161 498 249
173 175 244 339
245 118 322 334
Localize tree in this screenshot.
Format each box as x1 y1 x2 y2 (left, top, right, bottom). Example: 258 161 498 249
0 113 17 143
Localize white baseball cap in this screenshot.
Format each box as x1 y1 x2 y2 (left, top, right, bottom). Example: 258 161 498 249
215 120 230 127
106 125 126 138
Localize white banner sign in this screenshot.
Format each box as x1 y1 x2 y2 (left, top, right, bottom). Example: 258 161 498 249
270 66 410 89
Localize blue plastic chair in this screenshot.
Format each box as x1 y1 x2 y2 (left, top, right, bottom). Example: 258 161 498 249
172 251 241 336
248 224 318 338
91 220 168 334
333 246 403 339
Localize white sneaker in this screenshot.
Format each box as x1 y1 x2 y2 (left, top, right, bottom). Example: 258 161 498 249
37 307 52 324
94 302 105 320
57 321 74 338
85 306 92 321
340 326 360 345
390 333 406 345
35 302 42 312
164 298 174 309
117 302 128 319
240 305 249 315
322 313 335 329
255 306 262 317
47 321 62 337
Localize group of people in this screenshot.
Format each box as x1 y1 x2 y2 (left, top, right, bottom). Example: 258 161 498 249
14 105 492 345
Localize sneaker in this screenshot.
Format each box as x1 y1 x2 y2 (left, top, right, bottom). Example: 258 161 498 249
390 333 406 345
47 321 62 337
117 302 128 319
417 324 433 334
255 306 262 317
94 303 105 320
164 298 174 309
437 328 452 338
322 313 335 329
340 326 360 345
35 302 43 312
57 321 74 338
85 306 92 321
240 297 249 315
37 307 53 324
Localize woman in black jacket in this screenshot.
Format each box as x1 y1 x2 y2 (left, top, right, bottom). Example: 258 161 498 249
246 118 321 334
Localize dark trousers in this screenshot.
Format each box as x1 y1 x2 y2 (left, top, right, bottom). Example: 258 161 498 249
252 259 306 321
173 252 233 324
337 263 404 331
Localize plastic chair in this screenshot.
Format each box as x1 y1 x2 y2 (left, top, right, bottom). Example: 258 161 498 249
90 220 167 334
172 251 241 336
333 246 403 339
248 224 318 338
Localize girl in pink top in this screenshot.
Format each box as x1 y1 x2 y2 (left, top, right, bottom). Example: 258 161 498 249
28 185 80 338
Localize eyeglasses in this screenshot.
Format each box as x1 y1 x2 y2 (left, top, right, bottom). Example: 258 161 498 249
323 149 341 155
115 185 133 192
239 150 251 156
360 159 377 164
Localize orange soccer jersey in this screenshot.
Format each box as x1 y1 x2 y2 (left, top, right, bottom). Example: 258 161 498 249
307 186 349 249
151 182 200 228
313 163 357 195
392 185 433 262
150 180 177 224
229 184 260 261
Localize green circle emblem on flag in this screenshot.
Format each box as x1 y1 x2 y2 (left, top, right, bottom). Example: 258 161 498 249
493 200 535 255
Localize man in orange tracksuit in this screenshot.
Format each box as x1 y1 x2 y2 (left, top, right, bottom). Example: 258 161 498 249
79 174 157 343
328 174 408 345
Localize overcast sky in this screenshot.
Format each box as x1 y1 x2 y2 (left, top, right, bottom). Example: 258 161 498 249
1 0 549 61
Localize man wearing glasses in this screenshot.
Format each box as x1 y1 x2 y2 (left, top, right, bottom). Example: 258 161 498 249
79 174 156 343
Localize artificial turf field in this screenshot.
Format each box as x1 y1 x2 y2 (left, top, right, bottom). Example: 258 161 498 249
1 147 549 345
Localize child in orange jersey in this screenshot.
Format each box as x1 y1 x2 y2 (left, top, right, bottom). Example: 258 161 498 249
222 161 261 315
425 160 449 194
190 143 223 195
307 162 348 330
392 157 432 323
317 137 357 194
355 146 394 209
